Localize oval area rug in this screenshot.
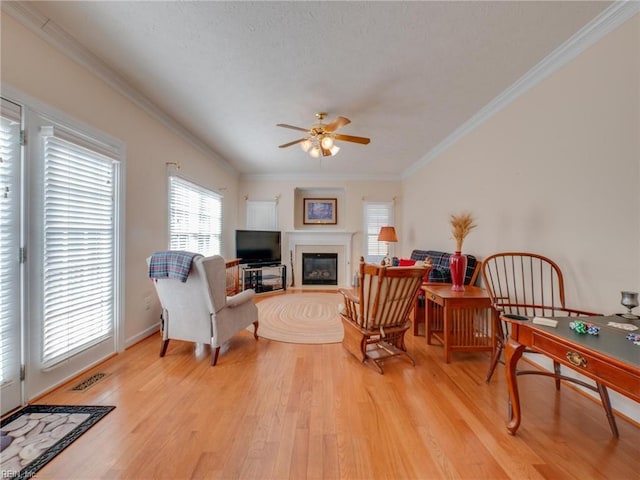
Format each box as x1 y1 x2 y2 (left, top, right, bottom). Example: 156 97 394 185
255 292 344 344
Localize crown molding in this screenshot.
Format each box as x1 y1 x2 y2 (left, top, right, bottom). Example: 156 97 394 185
403 1 640 179
2 1 238 178
240 172 402 183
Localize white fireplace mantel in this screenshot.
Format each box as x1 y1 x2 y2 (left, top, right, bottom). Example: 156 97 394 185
285 230 355 287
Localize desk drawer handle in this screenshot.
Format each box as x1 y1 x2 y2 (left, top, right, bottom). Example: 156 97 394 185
566 351 587 368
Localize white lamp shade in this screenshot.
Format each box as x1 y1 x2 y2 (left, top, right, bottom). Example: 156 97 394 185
330 145 340 155
310 146 321 158
321 135 334 149
300 138 312 152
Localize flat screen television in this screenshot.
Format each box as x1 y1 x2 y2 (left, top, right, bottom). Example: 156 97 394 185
235 230 282 267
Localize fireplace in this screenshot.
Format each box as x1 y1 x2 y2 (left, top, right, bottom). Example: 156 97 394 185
286 230 354 287
302 253 338 285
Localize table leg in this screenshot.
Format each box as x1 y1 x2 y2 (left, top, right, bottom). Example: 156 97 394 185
444 306 450 363
425 299 433 345
505 337 526 435
413 297 424 336
485 311 504 383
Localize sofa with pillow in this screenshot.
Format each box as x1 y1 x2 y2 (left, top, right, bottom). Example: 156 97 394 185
395 250 480 335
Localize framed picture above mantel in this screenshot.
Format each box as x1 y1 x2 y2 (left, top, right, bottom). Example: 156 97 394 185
303 198 337 225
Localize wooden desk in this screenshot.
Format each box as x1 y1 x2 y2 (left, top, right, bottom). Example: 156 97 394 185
503 315 640 436
423 284 495 363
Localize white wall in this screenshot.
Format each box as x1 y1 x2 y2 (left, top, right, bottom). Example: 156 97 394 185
402 15 639 421
402 15 639 315
1 15 240 346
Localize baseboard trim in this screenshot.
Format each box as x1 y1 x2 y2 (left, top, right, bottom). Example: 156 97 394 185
125 324 160 349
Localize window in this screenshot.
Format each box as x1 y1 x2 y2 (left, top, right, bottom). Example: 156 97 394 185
40 127 119 368
363 201 394 263
246 200 278 230
169 175 222 256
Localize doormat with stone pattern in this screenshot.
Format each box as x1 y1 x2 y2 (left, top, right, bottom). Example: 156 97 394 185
1 404 115 479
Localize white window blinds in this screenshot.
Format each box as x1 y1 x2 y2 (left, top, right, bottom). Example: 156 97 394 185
0 99 22 386
41 129 116 368
246 200 278 230
364 202 394 263
169 175 222 256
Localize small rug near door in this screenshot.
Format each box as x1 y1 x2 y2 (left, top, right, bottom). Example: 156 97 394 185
255 292 344 344
1 404 115 479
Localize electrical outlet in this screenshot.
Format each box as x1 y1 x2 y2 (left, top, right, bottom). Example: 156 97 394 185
144 295 152 311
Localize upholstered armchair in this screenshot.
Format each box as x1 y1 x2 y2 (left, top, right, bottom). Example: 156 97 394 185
148 253 259 365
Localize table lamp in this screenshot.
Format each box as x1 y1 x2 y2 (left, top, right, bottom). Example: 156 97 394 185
377 226 398 266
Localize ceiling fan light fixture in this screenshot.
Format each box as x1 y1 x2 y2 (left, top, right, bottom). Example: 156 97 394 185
277 113 370 158
320 135 334 150
300 138 312 152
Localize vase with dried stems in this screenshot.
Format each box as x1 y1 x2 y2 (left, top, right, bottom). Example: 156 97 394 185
449 212 476 291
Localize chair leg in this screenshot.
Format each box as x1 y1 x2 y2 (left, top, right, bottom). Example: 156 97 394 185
252 321 259 340
485 319 506 383
340 317 367 363
412 300 424 336
368 358 385 375
485 341 503 383
553 361 562 390
401 350 416 367
211 346 221 366
159 339 169 357
596 382 619 437
366 347 415 375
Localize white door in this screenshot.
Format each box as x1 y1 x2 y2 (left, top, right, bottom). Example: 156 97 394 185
0 98 23 415
23 109 121 400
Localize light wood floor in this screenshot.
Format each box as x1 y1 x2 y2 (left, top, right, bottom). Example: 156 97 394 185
22 292 639 479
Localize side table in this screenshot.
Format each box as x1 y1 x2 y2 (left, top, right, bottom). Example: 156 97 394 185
423 284 496 363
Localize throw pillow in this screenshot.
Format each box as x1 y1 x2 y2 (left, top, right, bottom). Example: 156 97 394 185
398 258 416 266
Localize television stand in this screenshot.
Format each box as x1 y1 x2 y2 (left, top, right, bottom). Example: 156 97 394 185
241 264 286 294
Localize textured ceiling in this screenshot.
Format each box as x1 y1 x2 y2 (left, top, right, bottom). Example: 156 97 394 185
24 1 613 179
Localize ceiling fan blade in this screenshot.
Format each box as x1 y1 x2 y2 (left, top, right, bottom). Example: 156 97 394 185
334 133 371 145
324 116 351 133
278 138 307 148
276 123 309 133
321 146 332 157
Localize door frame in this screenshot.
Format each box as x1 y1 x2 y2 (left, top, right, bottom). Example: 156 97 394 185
3 86 125 403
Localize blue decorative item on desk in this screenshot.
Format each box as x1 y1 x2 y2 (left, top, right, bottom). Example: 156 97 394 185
626 333 640 345
569 320 599 336
587 325 600 335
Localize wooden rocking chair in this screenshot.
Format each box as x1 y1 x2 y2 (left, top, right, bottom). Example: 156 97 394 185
339 257 430 374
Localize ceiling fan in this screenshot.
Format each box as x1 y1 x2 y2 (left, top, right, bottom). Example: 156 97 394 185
277 112 370 157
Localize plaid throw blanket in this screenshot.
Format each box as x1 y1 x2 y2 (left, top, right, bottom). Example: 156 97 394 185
148 251 201 283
